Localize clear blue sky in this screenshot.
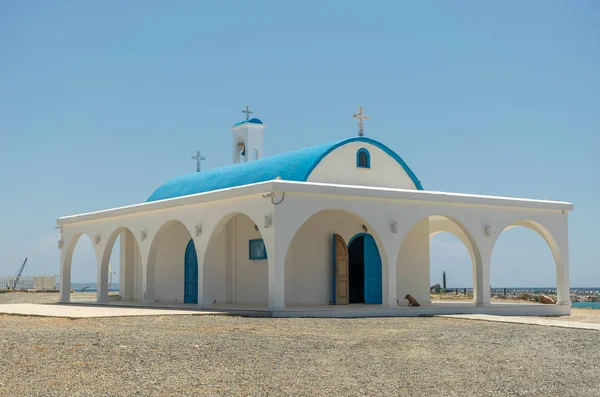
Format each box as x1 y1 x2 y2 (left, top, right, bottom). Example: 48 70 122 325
1 1 598 287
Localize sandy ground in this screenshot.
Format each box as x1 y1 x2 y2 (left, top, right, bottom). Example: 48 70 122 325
0 293 599 396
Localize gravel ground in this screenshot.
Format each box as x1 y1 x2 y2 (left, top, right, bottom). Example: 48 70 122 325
1 294 600 396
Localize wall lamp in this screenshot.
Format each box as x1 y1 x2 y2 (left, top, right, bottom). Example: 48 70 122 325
264 215 272 228
391 221 398 233
194 224 202 236
94 234 101 245
140 229 147 241
484 225 491 237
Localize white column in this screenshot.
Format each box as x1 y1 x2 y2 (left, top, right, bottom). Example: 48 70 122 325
474 251 491 306
396 219 431 306
119 231 134 301
193 237 207 309
59 245 71 303
142 258 155 304
265 227 287 311
555 233 571 305
97 255 109 304
382 237 400 307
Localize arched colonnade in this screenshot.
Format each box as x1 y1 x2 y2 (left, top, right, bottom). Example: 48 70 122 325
59 196 570 309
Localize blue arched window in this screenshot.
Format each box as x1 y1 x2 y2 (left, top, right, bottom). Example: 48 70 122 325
356 148 370 168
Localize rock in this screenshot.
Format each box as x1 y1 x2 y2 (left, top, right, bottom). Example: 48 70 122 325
540 295 555 304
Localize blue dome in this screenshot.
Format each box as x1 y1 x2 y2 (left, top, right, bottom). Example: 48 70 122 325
233 118 263 127
146 137 423 202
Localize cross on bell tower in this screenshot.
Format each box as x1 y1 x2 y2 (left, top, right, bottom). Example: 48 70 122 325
242 105 253 121
353 106 370 137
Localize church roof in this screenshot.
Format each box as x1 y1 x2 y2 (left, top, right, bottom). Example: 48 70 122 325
146 137 423 202
232 118 263 127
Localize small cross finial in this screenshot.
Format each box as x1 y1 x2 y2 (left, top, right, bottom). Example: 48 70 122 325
242 105 253 121
353 106 370 137
191 150 207 172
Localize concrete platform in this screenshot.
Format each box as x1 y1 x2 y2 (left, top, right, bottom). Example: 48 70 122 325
440 314 600 331
0 301 573 319
0 303 218 318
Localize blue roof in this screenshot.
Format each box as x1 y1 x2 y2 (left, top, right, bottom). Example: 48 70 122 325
233 118 263 127
146 137 423 202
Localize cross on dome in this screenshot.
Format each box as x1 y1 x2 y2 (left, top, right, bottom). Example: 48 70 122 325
191 150 206 173
353 106 370 137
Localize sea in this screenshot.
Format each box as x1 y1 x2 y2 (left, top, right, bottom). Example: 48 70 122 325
572 302 600 309
69 284 600 309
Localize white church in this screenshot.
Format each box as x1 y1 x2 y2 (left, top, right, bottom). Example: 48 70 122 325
57 108 573 317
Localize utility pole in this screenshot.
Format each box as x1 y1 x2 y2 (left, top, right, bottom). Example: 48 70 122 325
443 271 447 290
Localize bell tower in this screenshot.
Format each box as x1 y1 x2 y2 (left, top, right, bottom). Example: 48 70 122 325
231 106 266 164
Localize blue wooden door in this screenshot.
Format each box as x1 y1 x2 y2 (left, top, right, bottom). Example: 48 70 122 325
184 239 198 304
363 234 382 304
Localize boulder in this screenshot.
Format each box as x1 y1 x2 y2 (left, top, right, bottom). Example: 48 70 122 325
539 295 555 304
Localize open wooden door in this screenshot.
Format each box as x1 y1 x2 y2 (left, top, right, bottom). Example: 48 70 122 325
333 234 349 305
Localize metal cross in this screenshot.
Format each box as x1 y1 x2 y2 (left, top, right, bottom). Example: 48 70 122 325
352 106 370 137
242 105 253 120
191 151 206 172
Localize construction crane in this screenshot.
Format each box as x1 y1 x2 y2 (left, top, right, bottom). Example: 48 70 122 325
11 258 28 290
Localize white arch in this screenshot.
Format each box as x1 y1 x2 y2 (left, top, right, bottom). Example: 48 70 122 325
397 215 483 306
491 219 567 304
98 226 142 303
283 208 389 306
145 219 194 304
59 232 95 303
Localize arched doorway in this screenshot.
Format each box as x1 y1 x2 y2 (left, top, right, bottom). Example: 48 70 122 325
286 209 387 306
184 240 198 304
146 220 195 304
336 233 382 305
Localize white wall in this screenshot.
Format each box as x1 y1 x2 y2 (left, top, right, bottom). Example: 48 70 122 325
397 218 431 306
285 210 383 305
204 214 268 305
154 222 189 303
204 223 227 304
307 141 418 189
234 215 268 304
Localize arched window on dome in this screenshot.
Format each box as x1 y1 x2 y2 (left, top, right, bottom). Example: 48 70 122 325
356 148 370 168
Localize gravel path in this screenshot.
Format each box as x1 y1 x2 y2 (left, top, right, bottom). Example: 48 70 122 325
1 293 599 396
1 312 599 396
